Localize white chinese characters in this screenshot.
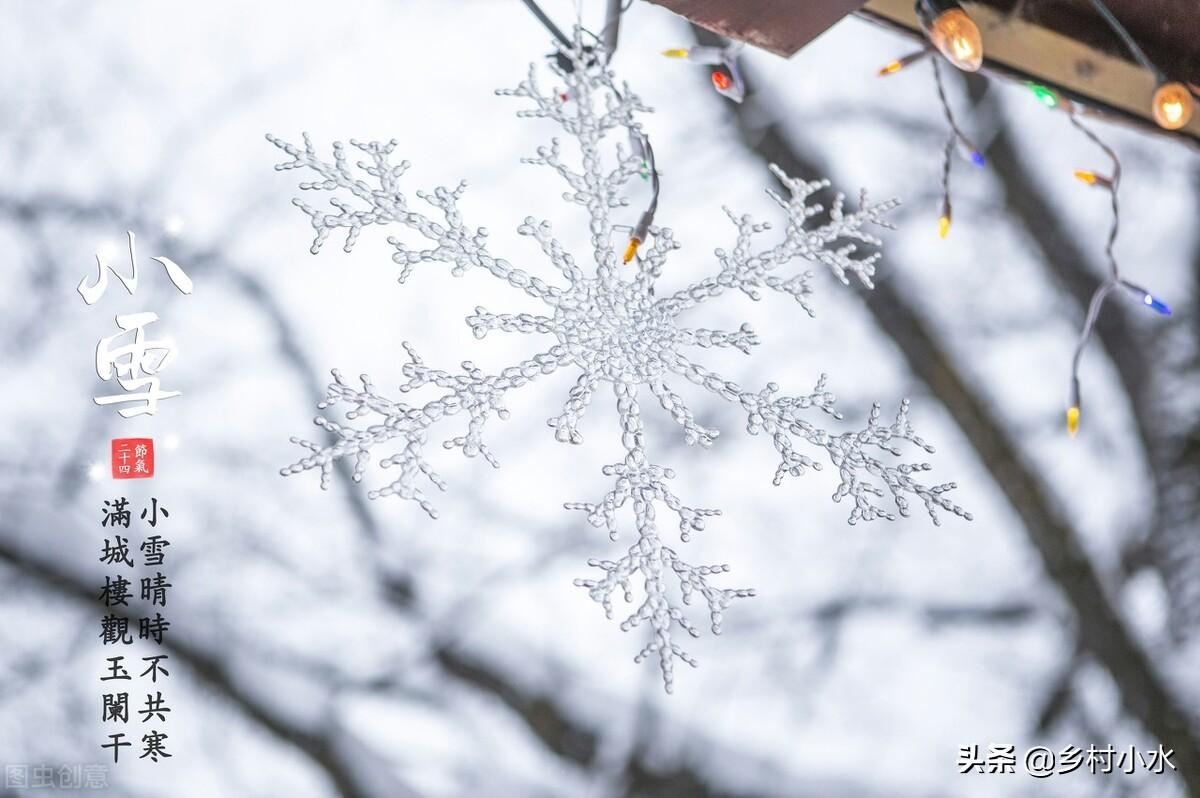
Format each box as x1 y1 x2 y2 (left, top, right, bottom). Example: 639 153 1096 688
81 231 191 417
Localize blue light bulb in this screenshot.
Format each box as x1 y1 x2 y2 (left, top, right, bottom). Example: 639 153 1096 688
970 151 985 167
1143 293 1171 315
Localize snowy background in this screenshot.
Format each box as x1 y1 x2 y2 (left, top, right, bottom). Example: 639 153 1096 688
1 1 1198 796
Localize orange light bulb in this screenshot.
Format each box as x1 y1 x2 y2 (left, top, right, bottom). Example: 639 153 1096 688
1152 81 1193 130
879 60 903 77
623 238 641 264
711 70 732 91
927 8 983 72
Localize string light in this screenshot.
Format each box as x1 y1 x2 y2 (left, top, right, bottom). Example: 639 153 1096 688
662 41 745 103
878 0 1177 437
1082 0 1194 131
1027 82 1059 108
915 0 984 72
1061 104 1172 437
1151 81 1193 130
1119 280 1171 316
877 48 932 77
930 56 984 238
622 119 658 264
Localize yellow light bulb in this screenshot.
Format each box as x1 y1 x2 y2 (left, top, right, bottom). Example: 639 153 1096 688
1066 406 1080 437
662 48 689 59
1152 81 1193 130
928 9 983 72
623 237 641 264
938 215 951 239
879 60 903 77
1073 170 1096 185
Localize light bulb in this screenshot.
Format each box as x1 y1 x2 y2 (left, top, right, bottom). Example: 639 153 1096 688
938 214 951 239
711 70 732 92
1152 81 1193 130
623 237 641 264
878 50 931 77
1142 293 1172 315
1028 83 1058 108
1073 169 1113 189
921 5 983 72
662 48 689 59
970 151 985 167
1066 406 1080 437
1118 280 1172 316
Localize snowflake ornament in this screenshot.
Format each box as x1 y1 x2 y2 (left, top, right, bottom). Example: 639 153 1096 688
269 34 971 692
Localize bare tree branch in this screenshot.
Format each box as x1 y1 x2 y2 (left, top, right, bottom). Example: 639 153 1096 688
689 26 1200 795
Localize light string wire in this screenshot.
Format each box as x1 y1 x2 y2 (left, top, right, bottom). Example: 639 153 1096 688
880 3 1174 435
880 1 1034 237
519 0 572 48
1063 100 1170 435
1085 0 1161 80
931 54 983 237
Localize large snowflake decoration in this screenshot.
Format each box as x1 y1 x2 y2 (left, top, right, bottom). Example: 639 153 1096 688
269 36 971 691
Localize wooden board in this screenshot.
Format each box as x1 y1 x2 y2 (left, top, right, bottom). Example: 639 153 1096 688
645 0 868 57
862 0 1200 141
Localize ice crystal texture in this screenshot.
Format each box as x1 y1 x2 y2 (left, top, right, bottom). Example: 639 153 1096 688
269 36 971 691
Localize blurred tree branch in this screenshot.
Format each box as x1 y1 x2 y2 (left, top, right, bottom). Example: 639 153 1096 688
690 25 1200 796
957 74 1200 637
0 533 420 798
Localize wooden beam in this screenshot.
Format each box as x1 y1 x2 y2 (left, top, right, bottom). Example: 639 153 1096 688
645 0 867 57
862 0 1200 141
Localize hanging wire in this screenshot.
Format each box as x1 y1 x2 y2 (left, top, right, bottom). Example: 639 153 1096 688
1085 0 1161 80
598 0 634 58
1063 100 1170 435
930 55 983 237
1066 107 1121 277
877 1 1174 433
519 0 572 48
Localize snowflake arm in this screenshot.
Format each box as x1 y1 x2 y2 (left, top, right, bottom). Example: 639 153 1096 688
660 165 899 318
281 343 570 517
570 382 752 692
666 352 973 525
266 133 563 306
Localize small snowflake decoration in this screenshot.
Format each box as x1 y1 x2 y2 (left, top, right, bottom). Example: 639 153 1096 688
269 34 971 692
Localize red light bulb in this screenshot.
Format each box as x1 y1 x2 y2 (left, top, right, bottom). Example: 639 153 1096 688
711 70 732 91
